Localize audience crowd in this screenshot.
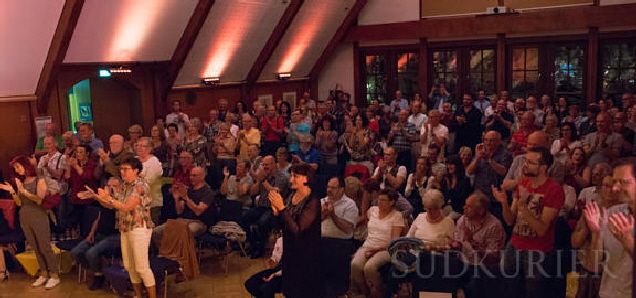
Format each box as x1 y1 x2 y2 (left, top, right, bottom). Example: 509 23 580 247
0 88 635 298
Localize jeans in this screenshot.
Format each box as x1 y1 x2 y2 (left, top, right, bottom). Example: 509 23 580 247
241 207 273 252
71 234 120 273
501 243 556 298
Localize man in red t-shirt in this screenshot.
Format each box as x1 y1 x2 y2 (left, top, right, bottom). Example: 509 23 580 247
493 147 564 298
509 111 537 156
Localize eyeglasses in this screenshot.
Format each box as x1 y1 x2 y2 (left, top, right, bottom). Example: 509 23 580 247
119 166 133 172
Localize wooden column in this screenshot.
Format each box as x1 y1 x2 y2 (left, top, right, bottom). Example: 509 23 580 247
35 0 85 115
496 33 506 93
586 27 599 104
419 38 429 107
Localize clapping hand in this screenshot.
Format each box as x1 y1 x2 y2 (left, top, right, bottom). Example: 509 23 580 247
223 167 230 177
491 185 508 205
609 212 634 243
14 178 25 194
268 189 285 212
77 185 97 200
0 182 15 194
583 201 603 233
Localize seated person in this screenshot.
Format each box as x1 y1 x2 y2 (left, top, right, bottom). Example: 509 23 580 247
292 134 319 170
244 155 290 259
244 237 282 298
220 160 253 211
364 178 414 225
73 177 121 291
372 147 407 192
152 166 214 249
321 177 358 239
351 189 405 298
452 191 506 298
406 189 454 244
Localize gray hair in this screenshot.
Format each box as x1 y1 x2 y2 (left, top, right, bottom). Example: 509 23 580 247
421 189 445 208
471 190 491 213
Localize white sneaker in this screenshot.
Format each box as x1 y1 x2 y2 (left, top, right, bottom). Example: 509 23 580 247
45 277 60 289
31 276 48 287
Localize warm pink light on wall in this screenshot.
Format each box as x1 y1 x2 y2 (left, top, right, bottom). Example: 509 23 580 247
202 4 258 78
277 1 331 74
107 1 166 61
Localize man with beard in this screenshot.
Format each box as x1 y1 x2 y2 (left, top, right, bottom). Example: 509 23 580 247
493 147 564 298
452 93 483 153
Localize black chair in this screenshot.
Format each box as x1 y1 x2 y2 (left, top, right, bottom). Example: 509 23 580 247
196 199 246 274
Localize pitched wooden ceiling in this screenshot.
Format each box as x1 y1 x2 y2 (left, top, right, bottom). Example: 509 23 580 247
0 0 365 99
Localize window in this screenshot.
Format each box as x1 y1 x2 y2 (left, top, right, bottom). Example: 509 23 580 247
554 45 584 105
361 49 419 105
511 47 539 99
365 54 387 104
396 52 419 101
431 50 458 99
469 49 496 94
601 41 636 101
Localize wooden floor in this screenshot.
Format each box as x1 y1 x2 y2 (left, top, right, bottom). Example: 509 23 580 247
0 252 269 298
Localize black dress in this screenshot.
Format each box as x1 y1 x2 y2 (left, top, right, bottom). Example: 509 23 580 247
277 192 321 298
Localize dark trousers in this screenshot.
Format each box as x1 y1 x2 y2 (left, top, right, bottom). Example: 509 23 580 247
245 267 282 298
501 243 557 298
241 207 273 253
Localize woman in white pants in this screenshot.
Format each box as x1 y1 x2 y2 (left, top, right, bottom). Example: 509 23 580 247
350 188 405 298
81 157 155 298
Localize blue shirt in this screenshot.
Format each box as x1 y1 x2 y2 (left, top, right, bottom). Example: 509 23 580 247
294 147 320 165
474 99 491 114
390 98 409 115
288 123 310 152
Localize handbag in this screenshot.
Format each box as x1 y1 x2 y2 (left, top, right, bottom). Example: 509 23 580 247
41 193 61 210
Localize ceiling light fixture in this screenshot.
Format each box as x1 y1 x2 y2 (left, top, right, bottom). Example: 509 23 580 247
277 72 291 80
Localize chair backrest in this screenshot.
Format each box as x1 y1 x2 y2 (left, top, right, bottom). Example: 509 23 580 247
218 199 243 223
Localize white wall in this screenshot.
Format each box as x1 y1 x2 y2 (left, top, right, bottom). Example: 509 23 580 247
358 0 420 25
317 42 354 101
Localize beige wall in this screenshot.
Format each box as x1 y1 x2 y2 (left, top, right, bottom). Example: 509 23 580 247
317 42 355 102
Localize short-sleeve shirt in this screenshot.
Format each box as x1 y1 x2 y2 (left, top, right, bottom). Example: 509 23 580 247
406 213 454 243
363 206 405 248
239 128 261 160
114 177 153 232
510 177 565 252
288 123 311 152
226 175 254 209
598 204 633 298
294 147 320 165
420 123 449 158
181 184 215 220
320 195 359 239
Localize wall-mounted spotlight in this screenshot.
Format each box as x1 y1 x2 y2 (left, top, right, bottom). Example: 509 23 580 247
109 66 132 73
277 72 291 80
202 77 220 85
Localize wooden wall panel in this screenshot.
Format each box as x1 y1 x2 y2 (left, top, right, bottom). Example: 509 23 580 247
506 0 592 9
421 0 497 17
166 80 309 121
0 101 34 178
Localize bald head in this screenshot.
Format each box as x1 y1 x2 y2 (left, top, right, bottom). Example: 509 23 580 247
190 166 206 185
262 155 276 175
109 134 124 154
527 131 549 150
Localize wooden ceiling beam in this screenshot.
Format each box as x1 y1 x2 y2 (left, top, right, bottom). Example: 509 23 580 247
165 0 216 94
35 0 85 115
244 0 305 92
309 0 368 83
346 3 636 41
